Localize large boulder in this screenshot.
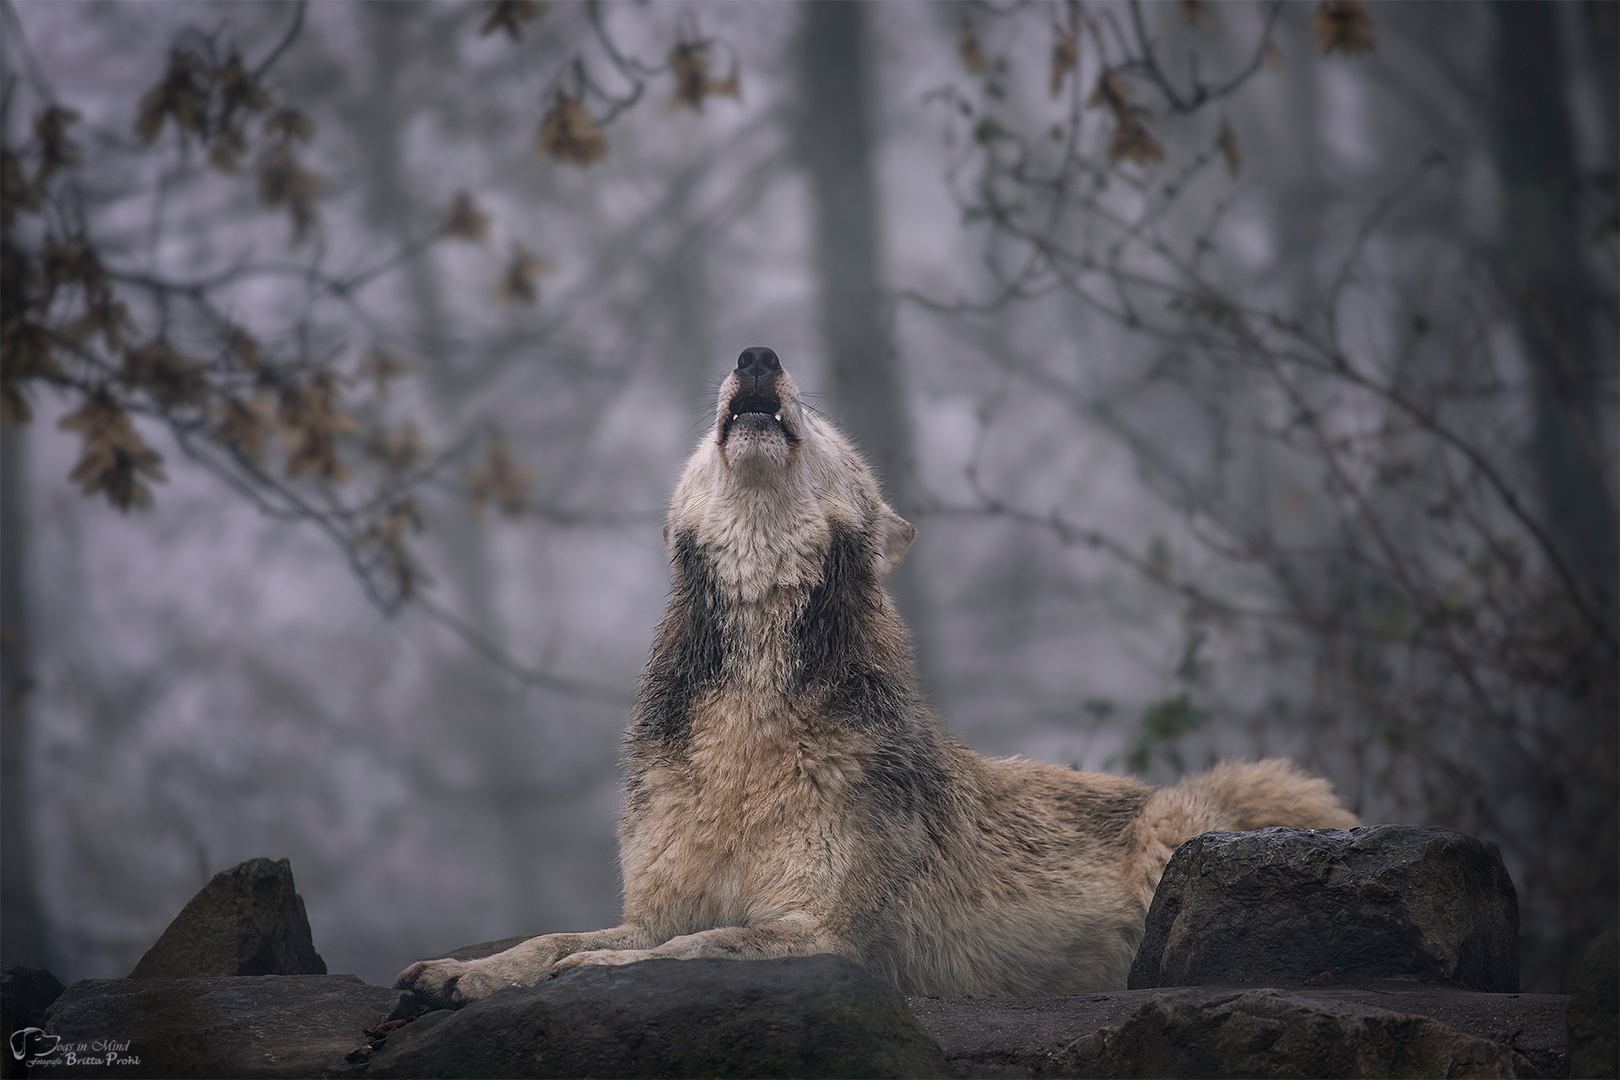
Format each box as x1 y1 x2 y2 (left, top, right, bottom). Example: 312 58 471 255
128 858 325 979
1129 825 1519 992
1566 930 1618 1079
38 974 403 1079
367 954 951 1079
1052 988 1532 1079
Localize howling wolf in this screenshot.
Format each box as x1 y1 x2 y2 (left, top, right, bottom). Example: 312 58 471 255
396 346 1358 1007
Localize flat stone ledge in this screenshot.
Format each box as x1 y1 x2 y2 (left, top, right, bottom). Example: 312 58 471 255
38 974 403 1079
368 955 950 1079
908 984 1568 1079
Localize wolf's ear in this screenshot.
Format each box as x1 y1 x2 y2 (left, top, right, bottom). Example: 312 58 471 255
874 504 915 577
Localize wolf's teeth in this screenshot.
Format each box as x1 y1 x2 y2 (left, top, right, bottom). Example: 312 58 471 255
774 412 782 421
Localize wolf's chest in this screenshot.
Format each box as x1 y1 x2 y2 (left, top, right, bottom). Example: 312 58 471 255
619 702 866 934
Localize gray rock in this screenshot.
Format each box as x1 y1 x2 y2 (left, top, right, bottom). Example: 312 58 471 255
1053 988 1532 1079
1566 930 1618 1079
129 858 325 979
368 955 951 1079
3 966 66 1080
909 984 1568 1079
1129 825 1519 992
37 974 403 1079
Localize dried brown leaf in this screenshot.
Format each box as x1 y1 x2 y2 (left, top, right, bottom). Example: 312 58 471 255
219 54 272 116
1218 121 1241 177
1312 0 1376 56
1050 26 1079 100
212 394 275 464
707 72 742 103
359 500 423 549
957 26 986 75
58 390 167 510
671 42 713 110
263 109 316 142
230 328 262 368
135 49 206 144
480 0 545 39
1265 43 1285 70
279 373 359 483
1 316 62 427
496 245 552 305
39 236 107 295
469 434 532 516
258 146 322 248
135 88 167 145
1 149 36 226
121 340 210 412
358 345 412 390
32 106 83 184
1 384 32 428
441 191 491 242
367 424 426 472
1178 1 1215 30
535 94 606 166
1107 114 1165 166
63 297 132 353
358 500 427 599
1086 69 1133 111
666 42 742 111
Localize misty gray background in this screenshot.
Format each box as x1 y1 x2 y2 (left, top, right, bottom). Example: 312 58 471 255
2 0 1614 994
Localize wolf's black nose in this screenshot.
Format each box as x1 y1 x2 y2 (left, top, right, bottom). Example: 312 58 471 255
736 347 782 379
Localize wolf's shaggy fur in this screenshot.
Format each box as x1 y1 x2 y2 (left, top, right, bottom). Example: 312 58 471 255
395 348 1358 1007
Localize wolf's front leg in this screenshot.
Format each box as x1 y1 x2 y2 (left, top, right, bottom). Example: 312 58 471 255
394 924 656 1009
551 913 850 975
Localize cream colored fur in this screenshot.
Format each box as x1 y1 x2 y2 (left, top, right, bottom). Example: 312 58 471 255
395 356 1359 1008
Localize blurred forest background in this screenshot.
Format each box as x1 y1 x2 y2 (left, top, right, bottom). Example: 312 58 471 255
1 0 1614 994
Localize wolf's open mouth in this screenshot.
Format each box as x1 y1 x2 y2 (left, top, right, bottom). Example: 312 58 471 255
720 388 793 444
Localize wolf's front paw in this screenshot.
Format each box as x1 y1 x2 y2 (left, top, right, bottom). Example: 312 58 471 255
393 958 506 1010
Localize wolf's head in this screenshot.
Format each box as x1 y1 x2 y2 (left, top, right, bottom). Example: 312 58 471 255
666 347 914 601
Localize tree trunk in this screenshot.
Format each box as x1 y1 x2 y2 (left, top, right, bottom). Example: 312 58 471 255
1 422 52 969
796 0 938 700
1492 1 1618 630
1490 0 1620 991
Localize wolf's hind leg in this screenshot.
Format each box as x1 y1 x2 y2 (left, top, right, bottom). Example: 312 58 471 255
551 913 849 975
394 923 656 1008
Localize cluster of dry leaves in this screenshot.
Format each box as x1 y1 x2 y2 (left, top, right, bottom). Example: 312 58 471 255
2 10 538 606
956 0 1374 168
1087 68 1167 166
136 44 323 247
1 0 739 614
494 0 741 170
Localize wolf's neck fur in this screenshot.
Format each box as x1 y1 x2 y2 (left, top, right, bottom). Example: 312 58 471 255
689 468 832 605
